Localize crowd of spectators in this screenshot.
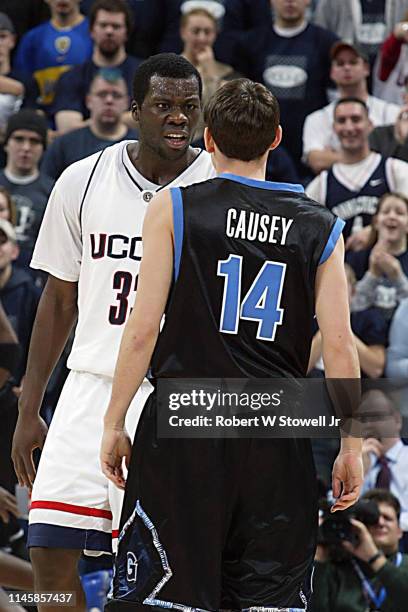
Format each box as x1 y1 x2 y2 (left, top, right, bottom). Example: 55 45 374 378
1 1 408 611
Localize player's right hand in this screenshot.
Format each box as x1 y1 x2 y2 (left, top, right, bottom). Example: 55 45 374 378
331 449 364 513
11 414 48 490
100 427 132 490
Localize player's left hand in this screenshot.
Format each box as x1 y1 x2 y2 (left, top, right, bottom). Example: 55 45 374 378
100 427 132 490
331 450 364 513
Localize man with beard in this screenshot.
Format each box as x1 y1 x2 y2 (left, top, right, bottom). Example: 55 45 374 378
12 53 214 612
53 0 142 133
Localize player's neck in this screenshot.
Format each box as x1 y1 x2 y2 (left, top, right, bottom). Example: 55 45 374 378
93 47 126 67
128 142 198 185
338 82 368 100
215 159 266 181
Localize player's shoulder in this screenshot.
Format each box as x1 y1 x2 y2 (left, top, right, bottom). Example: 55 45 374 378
55 140 133 196
174 148 215 186
58 140 132 182
301 189 332 214
188 148 215 176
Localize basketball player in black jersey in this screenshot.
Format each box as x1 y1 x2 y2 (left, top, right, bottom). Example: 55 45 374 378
101 79 364 611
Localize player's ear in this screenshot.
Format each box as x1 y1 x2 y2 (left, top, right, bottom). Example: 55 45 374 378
204 127 215 153
269 125 282 151
131 100 140 122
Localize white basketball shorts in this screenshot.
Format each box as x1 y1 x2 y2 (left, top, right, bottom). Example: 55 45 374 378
27 370 153 555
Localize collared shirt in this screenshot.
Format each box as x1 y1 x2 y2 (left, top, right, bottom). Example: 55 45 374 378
362 440 408 530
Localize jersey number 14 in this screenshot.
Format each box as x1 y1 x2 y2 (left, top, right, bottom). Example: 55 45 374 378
217 255 286 342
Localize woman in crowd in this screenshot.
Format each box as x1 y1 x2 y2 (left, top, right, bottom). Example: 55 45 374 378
347 192 408 321
0 186 15 224
180 7 240 140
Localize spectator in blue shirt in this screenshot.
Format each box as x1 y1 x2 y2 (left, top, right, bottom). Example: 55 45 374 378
13 0 92 117
42 69 138 180
53 0 141 134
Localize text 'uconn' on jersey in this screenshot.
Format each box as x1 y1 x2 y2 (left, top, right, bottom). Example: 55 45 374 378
90 233 142 261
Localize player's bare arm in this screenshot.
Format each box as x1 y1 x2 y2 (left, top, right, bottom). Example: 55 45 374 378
101 190 174 489
315 236 364 512
12 276 78 490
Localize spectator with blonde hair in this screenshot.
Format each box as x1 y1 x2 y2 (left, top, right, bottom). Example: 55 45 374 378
180 6 240 140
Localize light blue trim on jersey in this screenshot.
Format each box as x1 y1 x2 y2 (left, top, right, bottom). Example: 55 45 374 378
218 172 304 193
170 187 184 281
319 218 345 265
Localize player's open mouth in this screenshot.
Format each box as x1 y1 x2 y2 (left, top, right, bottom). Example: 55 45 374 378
164 133 189 149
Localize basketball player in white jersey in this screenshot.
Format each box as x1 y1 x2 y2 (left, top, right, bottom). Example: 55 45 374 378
11 53 215 611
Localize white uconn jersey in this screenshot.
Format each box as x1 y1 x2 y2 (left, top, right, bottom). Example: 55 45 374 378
31 141 214 377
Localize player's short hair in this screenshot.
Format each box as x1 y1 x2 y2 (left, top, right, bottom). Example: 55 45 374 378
204 78 280 161
89 0 133 35
362 489 401 521
88 68 127 92
180 8 218 29
334 97 369 117
132 53 202 107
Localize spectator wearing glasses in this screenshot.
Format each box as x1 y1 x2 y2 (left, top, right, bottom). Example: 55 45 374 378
41 69 137 180
0 110 54 275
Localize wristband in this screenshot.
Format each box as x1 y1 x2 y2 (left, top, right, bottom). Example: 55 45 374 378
368 551 383 565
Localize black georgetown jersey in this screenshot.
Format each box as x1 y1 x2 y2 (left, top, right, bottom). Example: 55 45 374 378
151 173 345 379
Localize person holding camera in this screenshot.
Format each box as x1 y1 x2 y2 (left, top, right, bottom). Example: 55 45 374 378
312 489 408 611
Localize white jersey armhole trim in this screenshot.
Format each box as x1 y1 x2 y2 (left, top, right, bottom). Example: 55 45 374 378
30 261 79 283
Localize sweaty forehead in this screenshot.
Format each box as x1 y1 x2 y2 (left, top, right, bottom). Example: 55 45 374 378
147 75 200 100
